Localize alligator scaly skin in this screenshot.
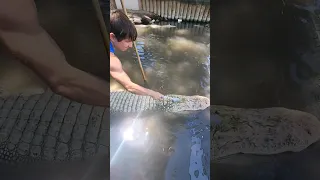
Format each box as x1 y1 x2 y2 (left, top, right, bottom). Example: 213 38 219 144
0 89 108 165
0 89 209 165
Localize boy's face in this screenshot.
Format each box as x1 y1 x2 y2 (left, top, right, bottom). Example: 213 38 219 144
110 33 133 51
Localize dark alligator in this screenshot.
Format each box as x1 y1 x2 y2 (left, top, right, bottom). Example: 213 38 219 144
0 89 210 165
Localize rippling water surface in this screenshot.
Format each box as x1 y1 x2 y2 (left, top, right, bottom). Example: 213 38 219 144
110 21 210 98
110 22 210 180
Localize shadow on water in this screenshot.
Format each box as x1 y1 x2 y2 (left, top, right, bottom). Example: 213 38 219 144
110 21 210 98
110 108 210 180
212 0 320 180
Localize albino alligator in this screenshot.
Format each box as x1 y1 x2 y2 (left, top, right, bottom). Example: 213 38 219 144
0 89 210 165
211 105 320 160
211 8 320 160
110 90 210 113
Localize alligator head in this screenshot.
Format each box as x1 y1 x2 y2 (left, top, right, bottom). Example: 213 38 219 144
155 95 210 113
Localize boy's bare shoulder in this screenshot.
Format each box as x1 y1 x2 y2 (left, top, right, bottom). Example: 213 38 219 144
110 53 123 71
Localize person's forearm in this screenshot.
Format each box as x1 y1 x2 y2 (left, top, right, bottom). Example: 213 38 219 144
53 66 110 106
111 71 153 96
125 81 152 96
0 27 110 106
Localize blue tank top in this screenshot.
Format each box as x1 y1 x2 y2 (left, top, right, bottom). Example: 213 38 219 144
110 42 115 54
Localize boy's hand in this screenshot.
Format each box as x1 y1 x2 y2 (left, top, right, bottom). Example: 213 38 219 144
148 90 164 100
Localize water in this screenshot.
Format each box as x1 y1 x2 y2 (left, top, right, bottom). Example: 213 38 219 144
110 21 210 98
110 108 210 180
110 22 210 180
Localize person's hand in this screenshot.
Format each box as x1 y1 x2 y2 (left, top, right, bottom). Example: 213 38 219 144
148 90 164 100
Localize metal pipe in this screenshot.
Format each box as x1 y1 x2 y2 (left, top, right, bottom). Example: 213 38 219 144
186 3 192 21
205 6 210 22
169 1 174 20
143 0 146 11
190 3 196 21
176 1 181 20
203 5 210 23
161 0 165 18
198 4 206 22
150 0 154 13
172 1 177 20
164 0 168 19
182 2 188 20
146 0 150 13
139 0 210 23
156 0 161 16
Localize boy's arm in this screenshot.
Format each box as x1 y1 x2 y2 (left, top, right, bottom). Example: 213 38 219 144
0 0 110 106
110 53 163 99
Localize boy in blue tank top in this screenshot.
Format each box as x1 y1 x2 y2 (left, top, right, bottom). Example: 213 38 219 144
110 10 163 100
110 42 115 54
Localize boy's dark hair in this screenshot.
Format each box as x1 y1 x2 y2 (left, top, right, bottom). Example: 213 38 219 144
110 9 137 42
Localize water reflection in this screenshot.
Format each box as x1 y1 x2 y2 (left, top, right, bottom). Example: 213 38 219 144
110 112 179 180
110 21 210 98
110 108 210 180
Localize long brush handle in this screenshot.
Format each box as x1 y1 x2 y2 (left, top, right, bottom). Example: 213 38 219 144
119 0 148 82
91 0 109 52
